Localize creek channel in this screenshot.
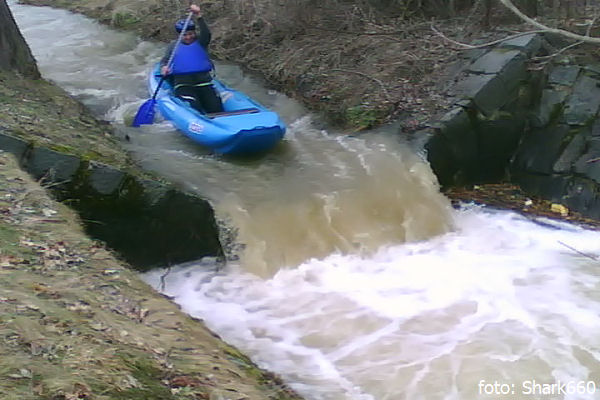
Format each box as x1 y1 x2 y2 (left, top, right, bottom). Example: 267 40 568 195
11 2 600 399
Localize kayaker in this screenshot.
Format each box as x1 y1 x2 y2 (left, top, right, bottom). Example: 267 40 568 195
160 4 223 114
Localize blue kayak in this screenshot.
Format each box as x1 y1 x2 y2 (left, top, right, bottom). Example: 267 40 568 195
147 64 286 155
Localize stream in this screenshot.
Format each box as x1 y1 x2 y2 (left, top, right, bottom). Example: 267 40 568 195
10 2 600 399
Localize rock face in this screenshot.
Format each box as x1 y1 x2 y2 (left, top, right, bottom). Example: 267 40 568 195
425 33 543 186
511 65 600 219
424 33 600 220
0 0 39 77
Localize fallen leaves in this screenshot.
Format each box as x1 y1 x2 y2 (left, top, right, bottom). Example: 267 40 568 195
18 238 85 270
0 254 23 268
550 203 569 217
445 183 600 230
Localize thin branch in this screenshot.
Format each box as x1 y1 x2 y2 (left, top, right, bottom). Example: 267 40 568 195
499 0 600 44
159 265 172 292
531 40 584 61
329 68 391 101
558 240 599 261
308 21 431 37
431 23 548 49
586 14 598 36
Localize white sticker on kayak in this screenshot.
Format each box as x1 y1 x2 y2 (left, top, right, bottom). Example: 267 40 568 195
221 91 233 103
189 122 204 133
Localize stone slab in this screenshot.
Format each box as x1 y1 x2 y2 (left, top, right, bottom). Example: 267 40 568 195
554 132 587 173
512 124 571 174
531 87 569 128
89 162 125 195
563 74 600 126
25 146 81 183
468 49 523 75
0 131 29 161
500 33 543 57
574 138 600 184
451 74 509 116
548 65 581 86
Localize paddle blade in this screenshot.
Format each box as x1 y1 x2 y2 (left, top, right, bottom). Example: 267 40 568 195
132 99 157 127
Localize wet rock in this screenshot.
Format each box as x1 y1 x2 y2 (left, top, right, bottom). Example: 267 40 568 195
25 146 81 183
512 124 571 174
562 74 600 126
531 87 569 128
499 33 543 56
548 65 581 86
0 131 28 161
88 161 125 195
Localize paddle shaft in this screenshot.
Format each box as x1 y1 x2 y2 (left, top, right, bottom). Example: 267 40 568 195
152 11 194 100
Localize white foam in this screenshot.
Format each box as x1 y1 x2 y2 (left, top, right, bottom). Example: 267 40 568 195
143 208 600 399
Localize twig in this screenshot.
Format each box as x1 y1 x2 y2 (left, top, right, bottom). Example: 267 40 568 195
558 240 599 261
531 40 584 61
499 0 600 44
330 69 391 101
586 14 598 36
308 22 430 37
430 23 548 49
531 11 597 62
159 265 172 292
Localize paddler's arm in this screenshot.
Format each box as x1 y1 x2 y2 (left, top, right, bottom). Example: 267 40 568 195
160 41 176 75
190 4 211 50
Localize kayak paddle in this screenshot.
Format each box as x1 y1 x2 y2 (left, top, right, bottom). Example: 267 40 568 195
132 12 193 127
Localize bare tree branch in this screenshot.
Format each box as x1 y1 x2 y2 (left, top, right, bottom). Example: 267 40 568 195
558 240 599 261
499 0 600 44
431 23 548 49
531 40 583 62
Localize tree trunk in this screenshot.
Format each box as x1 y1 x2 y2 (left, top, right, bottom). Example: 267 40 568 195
0 0 40 78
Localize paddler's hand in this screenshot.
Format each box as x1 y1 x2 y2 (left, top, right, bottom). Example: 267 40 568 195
161 65 171 76
190 4 202 16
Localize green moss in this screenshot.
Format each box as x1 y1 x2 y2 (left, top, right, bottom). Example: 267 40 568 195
224 346 273 383
112 12 140 28
345 105 384 130
49 144 77 154
103 353 174 400
82 149 106 162
0 223 27 258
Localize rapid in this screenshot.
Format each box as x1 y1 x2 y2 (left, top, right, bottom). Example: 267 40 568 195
10 2 600 399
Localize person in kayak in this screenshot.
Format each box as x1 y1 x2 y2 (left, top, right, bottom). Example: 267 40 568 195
160 4 223 114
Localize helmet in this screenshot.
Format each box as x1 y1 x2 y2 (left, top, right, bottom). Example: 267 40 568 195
175 19 196 33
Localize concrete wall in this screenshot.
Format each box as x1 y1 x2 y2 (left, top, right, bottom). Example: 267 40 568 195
0 130 223 270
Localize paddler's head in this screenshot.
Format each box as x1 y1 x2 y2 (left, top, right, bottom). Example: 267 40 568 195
175 19 197 44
